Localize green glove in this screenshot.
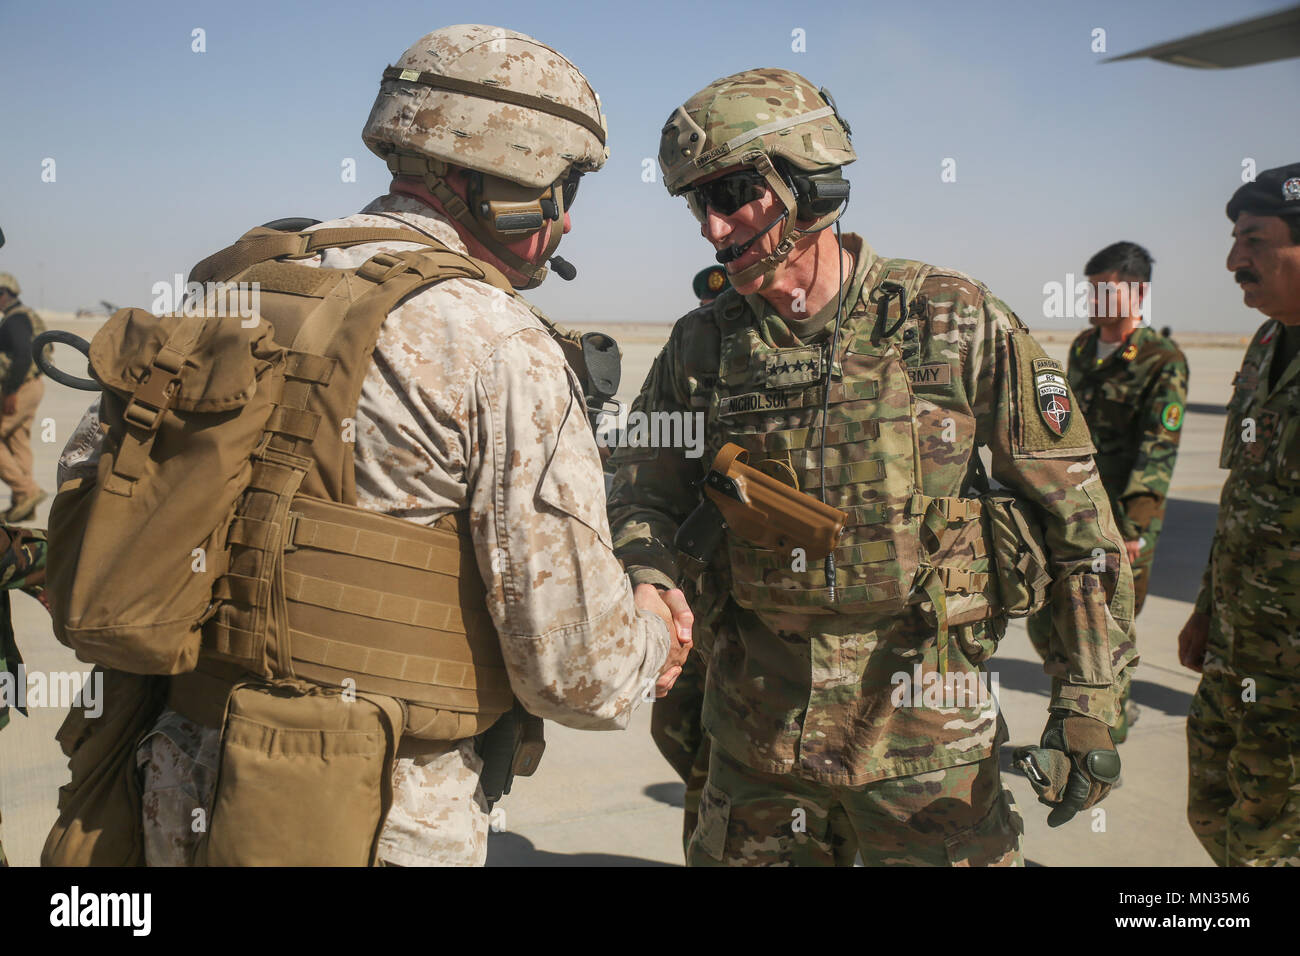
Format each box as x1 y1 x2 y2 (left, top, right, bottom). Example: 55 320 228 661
1014 711 1120 827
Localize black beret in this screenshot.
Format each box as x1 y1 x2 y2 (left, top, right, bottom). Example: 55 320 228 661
1226 162 1300 221
693 265 730 301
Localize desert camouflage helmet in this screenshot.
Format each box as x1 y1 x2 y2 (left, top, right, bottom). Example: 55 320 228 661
0 273 19 296
363 24 608 189
658 67 855 196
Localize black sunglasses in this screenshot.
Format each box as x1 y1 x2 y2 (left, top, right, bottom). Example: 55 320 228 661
686 170 769 220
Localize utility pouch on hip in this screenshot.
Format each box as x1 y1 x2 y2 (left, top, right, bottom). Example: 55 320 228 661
197 679 403 866
982 495 1051 618
41 669 168 867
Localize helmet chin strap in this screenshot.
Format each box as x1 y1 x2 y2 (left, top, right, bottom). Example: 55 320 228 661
723 152 847 289
386 153 562 290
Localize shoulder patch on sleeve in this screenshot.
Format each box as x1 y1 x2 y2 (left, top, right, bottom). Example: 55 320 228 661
1010 329 1095 456
1161 402 1184 432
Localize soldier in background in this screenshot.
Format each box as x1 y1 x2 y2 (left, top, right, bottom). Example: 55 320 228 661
0 524 50 866
1027 242 1187 744
693 265 730 306
0 275 49 522
611 68 1135 866
1180 162 1300 866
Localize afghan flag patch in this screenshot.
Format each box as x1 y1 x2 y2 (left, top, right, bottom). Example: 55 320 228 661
1033 359 1071 436
1161 402 1184 432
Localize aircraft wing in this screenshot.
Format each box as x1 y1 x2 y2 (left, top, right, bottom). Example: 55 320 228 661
1105 4 1300 68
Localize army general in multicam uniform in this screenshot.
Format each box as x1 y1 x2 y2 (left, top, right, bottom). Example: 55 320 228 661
609 68 1136 866
1027 241 1187 745
57 24 690 867
1180 162 1300 867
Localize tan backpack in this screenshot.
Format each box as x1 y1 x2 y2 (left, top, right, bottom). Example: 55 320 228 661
47 224 526 736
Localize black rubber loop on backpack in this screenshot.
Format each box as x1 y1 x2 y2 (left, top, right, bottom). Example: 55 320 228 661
32 330 99 391
261 218 323 232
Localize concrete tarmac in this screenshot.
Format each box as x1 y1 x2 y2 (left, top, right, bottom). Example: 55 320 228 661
0 322 1247 866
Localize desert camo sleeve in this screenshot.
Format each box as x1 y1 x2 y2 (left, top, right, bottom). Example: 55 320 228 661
972 293 1136 727
468 327 672 731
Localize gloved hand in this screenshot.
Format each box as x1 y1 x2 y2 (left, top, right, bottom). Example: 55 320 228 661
1013 710 1120 827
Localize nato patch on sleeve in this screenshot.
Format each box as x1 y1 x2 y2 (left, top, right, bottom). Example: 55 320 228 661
1034 361 1072 435
1010 330 1094 456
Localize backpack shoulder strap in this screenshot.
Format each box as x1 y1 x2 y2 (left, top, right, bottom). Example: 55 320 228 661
188 225 466 285
221 225 518 502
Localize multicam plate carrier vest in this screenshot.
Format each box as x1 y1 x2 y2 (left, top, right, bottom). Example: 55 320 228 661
707 258 1001 668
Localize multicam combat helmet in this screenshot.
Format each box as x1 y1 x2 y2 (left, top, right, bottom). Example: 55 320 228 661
0 273 19 296
363 25 609 288
659 68 856 287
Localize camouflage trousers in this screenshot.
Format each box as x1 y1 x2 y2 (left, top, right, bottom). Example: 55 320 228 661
649 646 710 857
686 742 1023 866
138 707 490 866
1027 545 1151 744
1186 670 1300 866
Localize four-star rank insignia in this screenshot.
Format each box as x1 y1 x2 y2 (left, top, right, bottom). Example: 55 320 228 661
1034 362 1072 436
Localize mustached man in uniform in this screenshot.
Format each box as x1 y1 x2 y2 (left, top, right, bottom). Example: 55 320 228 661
1181 162 1300 866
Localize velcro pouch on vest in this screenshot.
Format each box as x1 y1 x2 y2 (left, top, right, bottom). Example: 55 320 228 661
982 495 1052 618
50 310 287 676
48 309 287 675
197 679 403 866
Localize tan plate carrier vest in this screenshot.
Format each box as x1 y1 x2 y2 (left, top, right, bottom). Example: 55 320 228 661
710 258 1010 671
167 225 519 741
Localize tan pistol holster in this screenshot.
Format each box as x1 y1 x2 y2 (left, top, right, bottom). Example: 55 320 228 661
47 222 545 864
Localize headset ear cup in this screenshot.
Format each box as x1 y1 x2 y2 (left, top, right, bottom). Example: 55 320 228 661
790 169 849 222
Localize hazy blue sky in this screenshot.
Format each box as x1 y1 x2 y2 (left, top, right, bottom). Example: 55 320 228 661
1 0 1296 331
